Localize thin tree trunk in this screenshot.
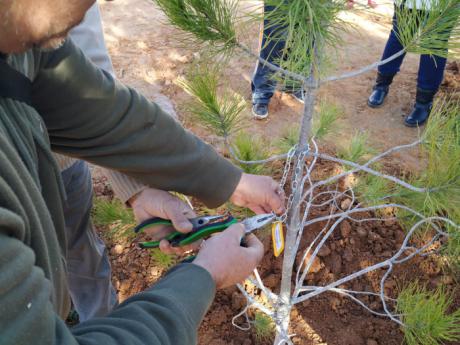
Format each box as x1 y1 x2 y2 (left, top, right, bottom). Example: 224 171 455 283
274 75 317 344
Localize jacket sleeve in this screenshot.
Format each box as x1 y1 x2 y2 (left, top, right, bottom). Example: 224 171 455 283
0 215 215 345
31 40 242 208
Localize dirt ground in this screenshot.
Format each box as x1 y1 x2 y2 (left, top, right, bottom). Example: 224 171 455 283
99 0 457 170
95 1 459 344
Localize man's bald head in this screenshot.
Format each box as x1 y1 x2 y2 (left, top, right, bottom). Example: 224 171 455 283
0 0 95 53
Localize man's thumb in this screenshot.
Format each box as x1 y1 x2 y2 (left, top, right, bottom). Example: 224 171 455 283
169 211 194 233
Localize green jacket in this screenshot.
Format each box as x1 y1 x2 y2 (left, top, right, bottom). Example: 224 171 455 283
0 40 242 344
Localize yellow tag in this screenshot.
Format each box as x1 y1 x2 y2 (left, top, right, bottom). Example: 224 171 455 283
271 221 285 257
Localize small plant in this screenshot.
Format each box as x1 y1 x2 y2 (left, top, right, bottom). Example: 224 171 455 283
276 125 300 154
232 131 270 174
93 198 136 239
397 282 460 345
355 172 391 206
338 131 376 164
150 249 177 270
253 311 275 343
178 66 246 137
312 100 341 139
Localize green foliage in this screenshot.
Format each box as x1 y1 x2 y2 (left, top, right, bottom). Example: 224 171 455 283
232 131 270 174
338 131 376 164
312 100 341 139
93 198 136 239
262 0 346 76
394 0 460 58
150 249 177 269
275 100 341 153
276 125 300 154
396 99 460 228
152 0 238 52
355 172 392 206
443 224 460 270
178 65 246 137
397 282 460 345
253 312 275 343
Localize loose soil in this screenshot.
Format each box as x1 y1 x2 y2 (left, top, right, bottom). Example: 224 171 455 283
92 1 460 344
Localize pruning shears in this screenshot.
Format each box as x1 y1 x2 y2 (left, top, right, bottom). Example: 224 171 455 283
134 213 275 249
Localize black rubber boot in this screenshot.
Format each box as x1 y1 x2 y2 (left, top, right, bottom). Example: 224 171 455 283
367 72 395 108
404 88 436 127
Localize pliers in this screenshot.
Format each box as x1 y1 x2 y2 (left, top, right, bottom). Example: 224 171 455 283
134 213 275 249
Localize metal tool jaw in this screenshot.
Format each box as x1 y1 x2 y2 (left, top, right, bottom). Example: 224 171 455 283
242 213 276 233
189 215 230 230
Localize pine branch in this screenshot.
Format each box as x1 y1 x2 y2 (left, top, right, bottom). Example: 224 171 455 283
153 0 238 52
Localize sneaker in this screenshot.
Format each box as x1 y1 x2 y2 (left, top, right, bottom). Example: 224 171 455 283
252 103 269 119
291 89 305 104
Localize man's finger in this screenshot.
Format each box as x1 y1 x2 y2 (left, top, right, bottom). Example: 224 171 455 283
244 234 264 262
167 206 196 233
224 223 245 244
159 240 175 255
249 205 267 215
269 181 285 214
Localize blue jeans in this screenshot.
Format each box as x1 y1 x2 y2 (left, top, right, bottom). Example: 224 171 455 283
251 5 289 105
62 160 117 321
378 8 450 92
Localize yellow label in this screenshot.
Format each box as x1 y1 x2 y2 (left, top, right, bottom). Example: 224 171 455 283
271 221 285 257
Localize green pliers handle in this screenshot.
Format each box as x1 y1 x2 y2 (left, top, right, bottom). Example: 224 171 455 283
134 215 237 249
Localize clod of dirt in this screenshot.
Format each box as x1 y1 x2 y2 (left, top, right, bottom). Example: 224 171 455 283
318 244 332 257
356 226 368 238
340 220 352 238
394 230 405 244
419 259 441 276
367 339 379 345
446 60 459 73
296 252 322 274
209 339 227 345
330 296 341 312
327 252 343 275
384 218 397 227
340 198 352 210
110 244 124 255
368 231 382 242
264 274 279 289
440 275 454 285
343 247 353 262
231 291 247 311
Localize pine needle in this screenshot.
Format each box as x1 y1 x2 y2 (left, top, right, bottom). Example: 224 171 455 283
152 0 238 53
253 311 275 343
231 131 270 174
312 100 341 139
338 131 376 164
178 65 246 137
394 0 460 58
397 282 460 345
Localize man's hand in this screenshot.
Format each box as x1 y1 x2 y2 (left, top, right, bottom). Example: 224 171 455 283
128 188 198 255
193 224 264 289
230 173 285 215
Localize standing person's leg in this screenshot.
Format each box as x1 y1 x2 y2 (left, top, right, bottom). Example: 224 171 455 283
368 9 407 107
62 161 117 321
404 51 448 127
251 4 287 119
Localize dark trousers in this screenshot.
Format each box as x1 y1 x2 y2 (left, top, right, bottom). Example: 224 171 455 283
62 160 117 321
251 5 290 105
378 9 450 92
